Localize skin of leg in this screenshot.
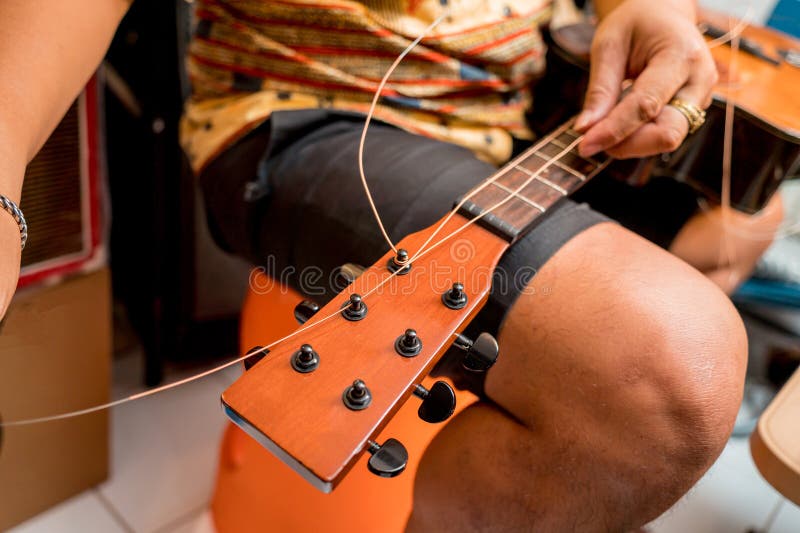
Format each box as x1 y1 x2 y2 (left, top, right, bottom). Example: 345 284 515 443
669 192 784 294
407 222 748 532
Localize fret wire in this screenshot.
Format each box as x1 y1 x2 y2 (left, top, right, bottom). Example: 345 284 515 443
560 128 580 140
527 152 587 181
513 165 569 194
410 119 577 260
548 137 602 167
416 134 585 260
489 182 547 212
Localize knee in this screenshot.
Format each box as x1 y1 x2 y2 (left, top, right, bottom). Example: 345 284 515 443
640 278 747 471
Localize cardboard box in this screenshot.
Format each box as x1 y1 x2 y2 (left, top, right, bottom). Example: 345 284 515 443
0 268 111 529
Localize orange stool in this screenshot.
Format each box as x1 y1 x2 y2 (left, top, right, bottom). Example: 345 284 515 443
211 274 478 533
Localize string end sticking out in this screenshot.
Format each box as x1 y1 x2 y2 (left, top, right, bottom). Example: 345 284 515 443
357 10 451 256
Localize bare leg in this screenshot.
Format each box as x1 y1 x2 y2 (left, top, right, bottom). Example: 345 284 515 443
408 223 747 532
669 193 784 294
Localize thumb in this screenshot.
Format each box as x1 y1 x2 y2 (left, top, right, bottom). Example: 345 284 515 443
574 34 628 131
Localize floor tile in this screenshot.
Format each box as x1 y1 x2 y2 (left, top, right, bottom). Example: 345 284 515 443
771 499 800 533
211 363 242 389
649 437 786 532
98 372 229 533
157 510 216 533
9 490 128 533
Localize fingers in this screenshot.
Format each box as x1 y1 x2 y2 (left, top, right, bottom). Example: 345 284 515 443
579 49 688 157
602 110 686 159
603 50 717 159
574 32 629 131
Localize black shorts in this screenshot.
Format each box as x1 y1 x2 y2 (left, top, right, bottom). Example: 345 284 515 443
199 109 701 337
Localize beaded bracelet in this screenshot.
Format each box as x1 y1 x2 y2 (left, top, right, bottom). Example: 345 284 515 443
0 195 27 250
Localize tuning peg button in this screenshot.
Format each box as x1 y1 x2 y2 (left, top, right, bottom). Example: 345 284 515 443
333 263 366 288
454 332 499 372
294 300 320 325
343 379 372 410
395 329 422 357
244 345 270 371
341 294 368 321
291 344 320 373
366 438 408 478
413 381 456 423
387 248 412 275
442 282 468 310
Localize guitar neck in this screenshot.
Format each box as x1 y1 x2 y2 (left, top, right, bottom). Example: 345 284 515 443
457 121 611 243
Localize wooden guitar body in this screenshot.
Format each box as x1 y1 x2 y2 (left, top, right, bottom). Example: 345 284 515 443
533 10 800 214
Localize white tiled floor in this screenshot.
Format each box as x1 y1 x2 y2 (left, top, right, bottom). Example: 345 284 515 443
10 350 241 533
9 345 800 533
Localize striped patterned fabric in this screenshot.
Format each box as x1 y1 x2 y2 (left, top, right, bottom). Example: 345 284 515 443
181 0 553 172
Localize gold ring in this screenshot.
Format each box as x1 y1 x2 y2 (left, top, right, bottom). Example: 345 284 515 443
668 98 706 134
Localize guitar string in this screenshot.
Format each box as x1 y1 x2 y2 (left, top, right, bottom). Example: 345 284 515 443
2 132 585 428
1 8 453 428
0 126 588 429
410 133 587 263
717 12 742 288
357 10 451 257
3 11 760 429
0 16 631 430
409 120 576 261
700 5 800 241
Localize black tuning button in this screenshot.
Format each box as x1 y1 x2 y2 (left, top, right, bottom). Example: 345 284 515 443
341 294 368 321
413 381 456 423
343 379 372 410
291 344 320 373
244 345 270 371
333 263 366 288
395 329 422 357
294 300 320 325
442 282 468 310
387 248 412 275
366 438 408 478
454 332 499 372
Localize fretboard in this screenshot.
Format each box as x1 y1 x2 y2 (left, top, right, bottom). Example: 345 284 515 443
457 121 611 243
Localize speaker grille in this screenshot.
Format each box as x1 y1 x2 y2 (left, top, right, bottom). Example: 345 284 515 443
20 102 85 267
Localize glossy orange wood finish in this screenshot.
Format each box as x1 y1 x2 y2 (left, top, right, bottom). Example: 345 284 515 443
703 11 800 139
222 214 509 490
212 281 479 532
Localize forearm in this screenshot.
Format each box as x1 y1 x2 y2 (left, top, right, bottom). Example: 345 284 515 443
594 0 697 21
0 0 131 202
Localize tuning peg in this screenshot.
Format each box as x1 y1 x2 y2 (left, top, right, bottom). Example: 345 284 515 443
294 300 320 325
387 248 412 275
341 293 368 321
243 345 270 371
333 263 366 287
453 332 499 372
413 381 456 423
442 282 468 310
366 438 408 478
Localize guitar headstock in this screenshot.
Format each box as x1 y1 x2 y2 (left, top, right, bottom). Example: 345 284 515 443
221 214 509 492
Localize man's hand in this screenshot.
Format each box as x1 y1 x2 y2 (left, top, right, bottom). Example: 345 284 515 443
576 0 717 159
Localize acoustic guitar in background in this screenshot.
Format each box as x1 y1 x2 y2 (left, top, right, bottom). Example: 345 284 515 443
533 9 800 214
222 12 800 492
